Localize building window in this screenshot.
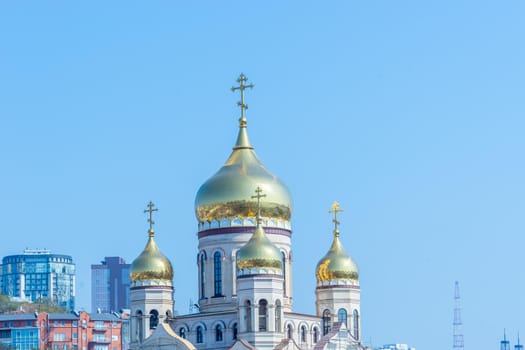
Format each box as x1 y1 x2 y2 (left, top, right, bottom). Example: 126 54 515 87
258 299 267 332
215 324 223 341
72 321 78 327
196 326 203 343
232 323 238 340
338 308 347 327
322 309 331 336
94 334 107 342
73 333 78 339
245 300 252 332
275 300 282 332
136 310 143 342
313 327 319 343
213 252 222 296
200 253 206 299
53 333 66 341
287 324 293 339
281 252 286 296
353 309 359 340
149 309 159 329
301 325 307 343
179 328 186 339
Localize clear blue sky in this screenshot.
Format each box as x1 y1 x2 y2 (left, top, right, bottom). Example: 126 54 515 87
1 2 524 349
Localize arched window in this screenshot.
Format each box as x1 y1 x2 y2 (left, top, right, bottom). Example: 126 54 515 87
215 324 223 341
275 300 282 333
136 310 143 342
338 308 348 327
313 327 319 343
301 325 307 343
200 253 206 299
214 251 222 296
196 326 203 343
245 300 252 332
149 310 159 329
179 328 186 339
353 309 359 340
322 309 331 336
281 252 287 296
258 299 268 331
287 324 293 339
232 323 238 340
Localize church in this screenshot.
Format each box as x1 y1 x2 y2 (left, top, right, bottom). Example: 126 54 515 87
127 74 364 350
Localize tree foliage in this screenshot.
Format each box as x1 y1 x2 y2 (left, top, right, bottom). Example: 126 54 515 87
0 294 67 314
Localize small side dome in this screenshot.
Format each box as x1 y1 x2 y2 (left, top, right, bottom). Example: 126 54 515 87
316 202 359 284
237 225 283 272
315 231 359 284
130 229 174 282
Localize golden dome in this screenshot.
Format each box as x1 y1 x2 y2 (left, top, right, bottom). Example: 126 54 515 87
130 229 174 282
194 75 292 224
237 224 283 271
316 230 359 283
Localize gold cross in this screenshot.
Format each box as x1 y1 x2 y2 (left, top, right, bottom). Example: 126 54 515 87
231 73 254 126
329 201 344 233
144 201 158 231
251 186 266 224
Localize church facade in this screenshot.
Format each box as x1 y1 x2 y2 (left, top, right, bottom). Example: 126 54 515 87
127 75 364 350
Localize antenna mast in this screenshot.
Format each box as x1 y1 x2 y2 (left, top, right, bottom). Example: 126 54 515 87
453 281 464 350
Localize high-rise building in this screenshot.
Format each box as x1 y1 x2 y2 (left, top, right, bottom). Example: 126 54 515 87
0 249 75 310
91 257 130 313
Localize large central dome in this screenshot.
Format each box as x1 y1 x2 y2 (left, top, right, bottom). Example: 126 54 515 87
194 75 292 226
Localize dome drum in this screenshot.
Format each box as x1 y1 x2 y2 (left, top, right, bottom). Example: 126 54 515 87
197 217 291 232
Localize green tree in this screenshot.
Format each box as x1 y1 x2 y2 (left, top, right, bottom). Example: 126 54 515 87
0 294 18 313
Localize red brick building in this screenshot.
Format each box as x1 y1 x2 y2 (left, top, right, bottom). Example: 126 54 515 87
0 311 123 350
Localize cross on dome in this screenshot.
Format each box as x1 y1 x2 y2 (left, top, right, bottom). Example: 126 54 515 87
329 201 344 236
251 186 266 225
144 201 158 234
231 73 254 127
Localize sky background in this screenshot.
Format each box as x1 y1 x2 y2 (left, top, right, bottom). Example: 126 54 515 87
1 1 524 349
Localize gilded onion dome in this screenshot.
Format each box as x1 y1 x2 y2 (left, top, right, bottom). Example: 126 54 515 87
131 202 174 283
316 202 359 284
130 229 174 282
236 187 283 272
237 224 283 271
194 74 292 224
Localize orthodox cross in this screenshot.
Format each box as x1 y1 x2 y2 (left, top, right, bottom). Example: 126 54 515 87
329 201 344 234
144 201 158 231
251 186 266 224
231 73 254 125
